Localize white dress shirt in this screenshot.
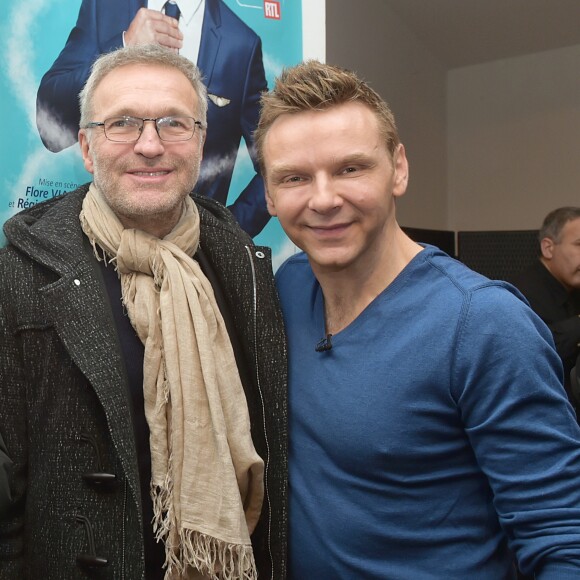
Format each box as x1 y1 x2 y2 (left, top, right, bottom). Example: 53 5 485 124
148 0 206 65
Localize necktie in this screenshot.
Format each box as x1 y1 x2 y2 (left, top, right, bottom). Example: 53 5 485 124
164 1 181 20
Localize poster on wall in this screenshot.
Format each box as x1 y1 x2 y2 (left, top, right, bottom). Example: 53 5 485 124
0 0 325 267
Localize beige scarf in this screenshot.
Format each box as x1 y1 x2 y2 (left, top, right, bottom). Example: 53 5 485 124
80 184 264 580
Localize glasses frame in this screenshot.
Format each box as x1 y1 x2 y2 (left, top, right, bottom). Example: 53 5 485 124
84 115 205 143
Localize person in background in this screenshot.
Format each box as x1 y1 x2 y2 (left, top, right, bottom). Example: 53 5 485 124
255 59 580 579
1 44 287 579
512 207 580 408
36 0 270 237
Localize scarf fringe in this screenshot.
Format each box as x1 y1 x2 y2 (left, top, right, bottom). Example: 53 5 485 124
151 379 172 540
152 481 257 580
151 474 174 540
166 529 258 580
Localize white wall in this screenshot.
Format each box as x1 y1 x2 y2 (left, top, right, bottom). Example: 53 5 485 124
302 0 326 61
326 2 580 233
326 0 448 229
448 44 580 231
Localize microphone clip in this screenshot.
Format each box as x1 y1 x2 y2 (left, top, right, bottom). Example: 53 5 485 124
315 333 333 352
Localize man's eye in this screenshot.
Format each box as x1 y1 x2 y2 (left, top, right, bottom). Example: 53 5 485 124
109 118 137 129
163 117 191 129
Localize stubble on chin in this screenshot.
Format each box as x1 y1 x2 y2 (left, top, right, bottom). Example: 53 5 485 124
92 154 202 223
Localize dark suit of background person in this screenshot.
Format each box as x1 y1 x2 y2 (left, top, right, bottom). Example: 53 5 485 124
513 262 580 399
36 0 270 237
512 209 580 410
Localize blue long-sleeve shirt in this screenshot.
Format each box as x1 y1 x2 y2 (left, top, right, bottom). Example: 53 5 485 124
277 245 580 579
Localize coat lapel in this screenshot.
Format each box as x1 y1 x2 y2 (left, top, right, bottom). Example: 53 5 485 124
16 188 141 507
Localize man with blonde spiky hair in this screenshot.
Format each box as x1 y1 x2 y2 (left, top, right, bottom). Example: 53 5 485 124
256 59 580 579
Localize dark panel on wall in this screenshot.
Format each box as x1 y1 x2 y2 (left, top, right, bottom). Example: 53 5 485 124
457 230 539 282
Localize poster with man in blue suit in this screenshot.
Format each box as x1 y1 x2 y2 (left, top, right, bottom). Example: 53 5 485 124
0 0 317 261
37 0 272 237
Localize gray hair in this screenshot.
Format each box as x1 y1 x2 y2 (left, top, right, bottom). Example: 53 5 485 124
539 207 580 243
79 44 208 128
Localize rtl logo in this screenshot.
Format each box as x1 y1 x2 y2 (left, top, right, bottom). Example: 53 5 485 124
264 0 281 20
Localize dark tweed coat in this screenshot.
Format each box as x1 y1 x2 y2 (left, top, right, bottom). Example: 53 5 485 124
0 185 288 579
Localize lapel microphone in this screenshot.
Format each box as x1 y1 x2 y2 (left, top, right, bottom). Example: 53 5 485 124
315 334 333 352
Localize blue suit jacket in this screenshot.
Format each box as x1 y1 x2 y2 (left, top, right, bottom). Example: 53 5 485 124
36 0 269 236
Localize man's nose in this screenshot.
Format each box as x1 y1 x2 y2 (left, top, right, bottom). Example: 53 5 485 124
133 121 165 157
308 177 342 212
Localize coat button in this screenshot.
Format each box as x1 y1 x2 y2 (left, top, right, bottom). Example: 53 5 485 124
75 514 109 570
76 553 109 569
82 472 118 492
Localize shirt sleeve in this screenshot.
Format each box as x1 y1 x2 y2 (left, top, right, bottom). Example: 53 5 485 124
452 285 580 578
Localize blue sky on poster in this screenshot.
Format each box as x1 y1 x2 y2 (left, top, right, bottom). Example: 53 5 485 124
0 0 319 266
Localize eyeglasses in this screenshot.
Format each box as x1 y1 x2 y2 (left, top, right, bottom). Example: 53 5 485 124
84 115 205 142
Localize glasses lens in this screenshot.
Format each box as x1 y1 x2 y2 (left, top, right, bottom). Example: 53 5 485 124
104 117 142 142
157 116 195 141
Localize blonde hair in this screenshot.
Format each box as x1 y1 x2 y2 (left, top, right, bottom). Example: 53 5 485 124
255 60 400 172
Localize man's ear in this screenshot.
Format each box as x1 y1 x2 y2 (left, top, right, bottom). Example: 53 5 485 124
265 187 277 217
540 237 554 260
78 130 95 175
392 143 409 198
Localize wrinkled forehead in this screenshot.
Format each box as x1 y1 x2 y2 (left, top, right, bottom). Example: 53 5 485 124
93 64 198 116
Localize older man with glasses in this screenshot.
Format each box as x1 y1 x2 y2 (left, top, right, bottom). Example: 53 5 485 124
0 44 287 580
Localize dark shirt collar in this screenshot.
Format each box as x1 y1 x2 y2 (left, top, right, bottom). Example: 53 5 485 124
536 260 580 313
535 260 573 306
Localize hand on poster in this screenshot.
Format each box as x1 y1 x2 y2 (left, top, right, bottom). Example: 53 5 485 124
125 8 183 51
